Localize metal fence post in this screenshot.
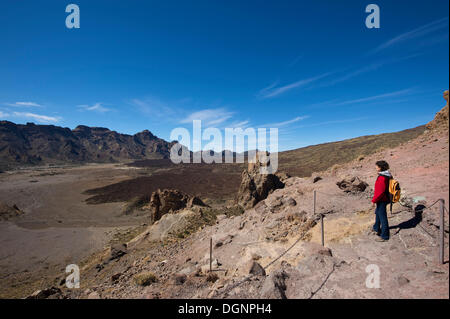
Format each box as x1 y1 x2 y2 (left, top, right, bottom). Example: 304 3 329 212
313 190 316 215
439 199 445 264
314 190 324 246
321 214 325 247
210 237 213 272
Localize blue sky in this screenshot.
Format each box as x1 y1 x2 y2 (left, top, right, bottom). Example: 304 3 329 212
0 0 448 151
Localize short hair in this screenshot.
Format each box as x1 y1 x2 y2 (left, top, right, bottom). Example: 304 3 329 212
376 160 390 171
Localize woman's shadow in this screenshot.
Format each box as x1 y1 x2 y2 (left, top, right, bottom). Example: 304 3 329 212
390 205 425 235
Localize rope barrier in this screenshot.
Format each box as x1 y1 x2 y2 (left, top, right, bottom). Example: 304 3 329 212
416 222 437 239
314 188 446 239
399 199 449 240
216 219 315 297
234 240 266 246
263 225 313 270
414 199 442 213
215 190 447 297
315 187 444 217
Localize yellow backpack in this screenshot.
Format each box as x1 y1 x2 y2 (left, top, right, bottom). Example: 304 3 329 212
388 178 401 211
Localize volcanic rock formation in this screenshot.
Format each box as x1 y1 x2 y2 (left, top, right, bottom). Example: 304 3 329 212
336 176 369 193
236 151 285 209
0 201 24 221
426 90 449 132
149 189 206 222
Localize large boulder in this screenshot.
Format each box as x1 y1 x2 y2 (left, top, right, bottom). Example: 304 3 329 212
336 176 368 193
0 201 23 221
108 243 127 262
236 151 284 209
128 209 199 245
150 189 206 222
260 269 288 299
26 287 64 299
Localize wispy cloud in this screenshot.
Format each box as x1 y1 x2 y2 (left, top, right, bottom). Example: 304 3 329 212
334 88 414 106
318 54 422 88
12 112 60 123
370 17 449 55
265 115 309 127
258 72 332 99
257 81 279 97
0 111 9 117
5 101 41 107
288 55 303 67
131 98 177 118
415 33 449 49
295 117 369 129
321 60 393 87
227 120 250 129
131 96 247 129
181 108 234 126
328 63 384 85
78 102 110 113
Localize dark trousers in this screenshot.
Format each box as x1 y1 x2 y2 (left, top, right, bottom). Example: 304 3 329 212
373 201 390 240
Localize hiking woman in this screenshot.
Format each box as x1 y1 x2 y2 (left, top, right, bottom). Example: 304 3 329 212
371 160 391 242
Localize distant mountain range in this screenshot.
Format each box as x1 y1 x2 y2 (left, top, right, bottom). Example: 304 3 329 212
0 121 175 169
0 118 433 172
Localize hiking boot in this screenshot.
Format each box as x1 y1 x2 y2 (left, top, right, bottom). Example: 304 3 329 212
375 237 388 242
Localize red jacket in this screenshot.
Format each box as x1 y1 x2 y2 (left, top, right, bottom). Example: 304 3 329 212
372 175 390 203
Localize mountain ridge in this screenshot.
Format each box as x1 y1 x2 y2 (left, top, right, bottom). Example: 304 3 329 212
0 121 175 169
0 118 432 171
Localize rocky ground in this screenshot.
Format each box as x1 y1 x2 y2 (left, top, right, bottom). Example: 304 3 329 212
0 163 151 298
49 115 448 299
4 92 449 299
